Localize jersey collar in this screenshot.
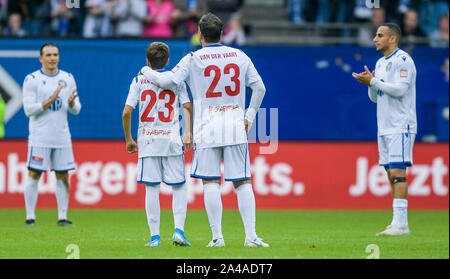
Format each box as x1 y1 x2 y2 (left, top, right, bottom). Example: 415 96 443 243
204 43 223 48
40 68 60 77
385 48 400 60
156 69 167 72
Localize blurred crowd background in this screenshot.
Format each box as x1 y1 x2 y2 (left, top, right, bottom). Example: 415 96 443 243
0 0 448 47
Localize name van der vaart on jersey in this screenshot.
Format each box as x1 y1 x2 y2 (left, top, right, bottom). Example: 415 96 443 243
200 52 237 60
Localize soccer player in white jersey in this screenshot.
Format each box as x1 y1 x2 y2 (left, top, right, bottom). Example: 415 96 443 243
139 13 269 247
22 43 81 227
353 23 417 236
122 42 193 247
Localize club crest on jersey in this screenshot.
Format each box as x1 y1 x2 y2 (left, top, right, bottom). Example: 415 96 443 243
386 62 392 72
58 80 67 88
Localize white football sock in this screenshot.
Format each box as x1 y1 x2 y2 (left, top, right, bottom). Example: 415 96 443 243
55 179 69 220
392 198 408 227
24 176 39 220
203 183 223 240
172 183 187 231
145 184 161 236
235 183 258 240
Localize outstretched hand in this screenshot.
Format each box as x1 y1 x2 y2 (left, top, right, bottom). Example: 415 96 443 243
352 65 375 86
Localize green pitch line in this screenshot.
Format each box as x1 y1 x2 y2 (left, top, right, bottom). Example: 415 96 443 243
0 209 448 259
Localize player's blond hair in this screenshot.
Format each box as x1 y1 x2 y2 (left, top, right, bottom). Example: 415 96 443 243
146 42 170 70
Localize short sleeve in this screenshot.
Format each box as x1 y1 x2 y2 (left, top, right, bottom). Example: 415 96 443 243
170 53 191 85
393 55 414 85
177 82 190 105
245 57 262 86
125 76 140 108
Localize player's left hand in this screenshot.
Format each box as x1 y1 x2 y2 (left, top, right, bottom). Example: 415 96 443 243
352 65 374 86
68 89 78 108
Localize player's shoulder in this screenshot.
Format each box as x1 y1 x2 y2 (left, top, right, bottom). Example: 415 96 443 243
394 49 414 64
59 69 76 80
130 74 145 87
24 70 41 83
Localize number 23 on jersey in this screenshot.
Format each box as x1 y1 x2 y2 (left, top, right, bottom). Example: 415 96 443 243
205 63 240 98
140 89 175 123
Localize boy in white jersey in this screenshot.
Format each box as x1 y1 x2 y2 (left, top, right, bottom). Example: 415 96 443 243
353 23 417 236
122 42 193 247
139 13 269 247
22 43 81 227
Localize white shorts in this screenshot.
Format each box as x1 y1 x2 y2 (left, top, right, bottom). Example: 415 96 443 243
378 133 415 170
27 146 75 173
190 143 251 181
137 155 185 185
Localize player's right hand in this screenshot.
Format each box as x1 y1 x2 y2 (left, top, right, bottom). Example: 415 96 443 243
126 139 137 154
182 132 193 152
244 119 252 136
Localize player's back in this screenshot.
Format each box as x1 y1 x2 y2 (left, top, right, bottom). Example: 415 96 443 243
126 72 190 158
186 44 262 148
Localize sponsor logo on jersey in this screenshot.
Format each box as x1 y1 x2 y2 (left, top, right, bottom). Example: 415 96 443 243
208 104 240 113
141 127 175 139
49 96 63 111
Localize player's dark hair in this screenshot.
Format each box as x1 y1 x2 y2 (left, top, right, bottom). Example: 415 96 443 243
40 43 59 56
380 23 402 40
199 13 223 43
146 42 169 70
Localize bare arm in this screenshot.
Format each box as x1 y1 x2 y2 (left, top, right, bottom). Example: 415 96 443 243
122 105 137 153
182 102 193 152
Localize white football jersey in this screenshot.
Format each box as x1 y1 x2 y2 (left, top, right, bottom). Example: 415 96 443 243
373 48 417 136
169 44 262 149
22 69 81 148
126 71 190 158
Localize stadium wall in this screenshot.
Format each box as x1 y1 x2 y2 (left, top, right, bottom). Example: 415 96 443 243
0 39 448 141
0 140 448 210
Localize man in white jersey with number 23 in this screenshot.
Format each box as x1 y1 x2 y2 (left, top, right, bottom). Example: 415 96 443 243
123 42 193 247
140 13 269 247
353 23 417 236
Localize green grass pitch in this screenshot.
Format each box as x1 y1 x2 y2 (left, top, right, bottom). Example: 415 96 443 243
0 209 448 259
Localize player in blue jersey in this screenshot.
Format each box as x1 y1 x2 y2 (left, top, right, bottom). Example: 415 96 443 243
353 23 417 236
22 43 81 227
